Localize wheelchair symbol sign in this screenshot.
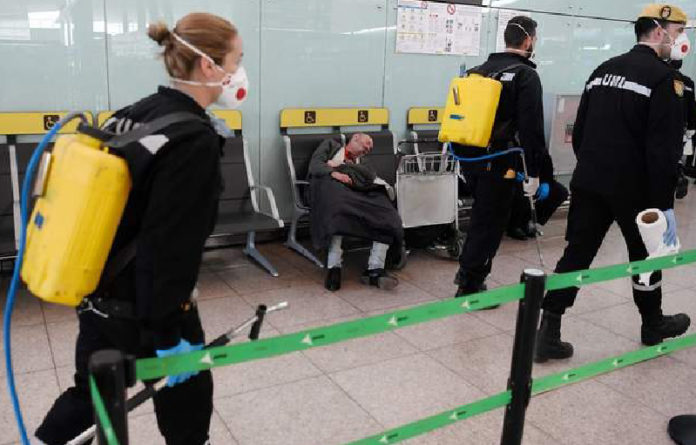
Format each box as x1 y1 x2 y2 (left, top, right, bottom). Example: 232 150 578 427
43 114 60 131
357 110 369 123
304 110 316 124
428 109 438 122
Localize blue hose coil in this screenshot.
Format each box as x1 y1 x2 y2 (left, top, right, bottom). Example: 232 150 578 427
3 120 66 444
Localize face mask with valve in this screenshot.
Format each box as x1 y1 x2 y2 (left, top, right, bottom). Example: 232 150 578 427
671 31 691 61
170 32 249 109
648 20 691 61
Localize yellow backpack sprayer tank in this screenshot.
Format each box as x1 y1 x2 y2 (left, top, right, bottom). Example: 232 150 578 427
438 74 503 148
21 132 131 307
20 111 204 307
438 64 525 148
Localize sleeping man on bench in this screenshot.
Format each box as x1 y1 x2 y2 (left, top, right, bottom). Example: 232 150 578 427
308 133 403 292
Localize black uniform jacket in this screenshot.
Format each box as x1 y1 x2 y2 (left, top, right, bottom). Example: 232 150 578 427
571 44 684 210
99 86 223 349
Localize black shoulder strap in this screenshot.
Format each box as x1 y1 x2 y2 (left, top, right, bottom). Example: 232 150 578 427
99 240 138 291
78 111 207 149
107 112 206 148
488 63 528 80
467 63 528 80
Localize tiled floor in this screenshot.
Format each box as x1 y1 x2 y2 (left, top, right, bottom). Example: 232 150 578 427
4 194 696 444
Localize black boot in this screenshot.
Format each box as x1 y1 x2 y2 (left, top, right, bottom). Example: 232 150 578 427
361 269 398 290
454 278 500 309
641 313 691 346
535 311 574 363
454 281 486 296
324 267 342 292
506 227 528 241
676 174 689 200
453 273 485 297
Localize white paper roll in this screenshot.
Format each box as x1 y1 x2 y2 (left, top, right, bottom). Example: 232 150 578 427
636 209 667 254
635 209 680 285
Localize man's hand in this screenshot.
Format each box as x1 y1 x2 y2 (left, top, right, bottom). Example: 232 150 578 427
327 159 341 168
535 183 550 201
523 177 540 198
156 339 202 387
331 171 353 185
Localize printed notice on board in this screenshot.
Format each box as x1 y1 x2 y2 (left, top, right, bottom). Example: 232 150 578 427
495 9 532 53
396 1 482 56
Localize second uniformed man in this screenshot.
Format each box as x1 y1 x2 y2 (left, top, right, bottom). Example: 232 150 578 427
535 4 691 363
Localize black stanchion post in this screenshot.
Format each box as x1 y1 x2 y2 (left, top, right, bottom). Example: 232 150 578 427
249 304 268 340
89 350 129 445
501 268 546 445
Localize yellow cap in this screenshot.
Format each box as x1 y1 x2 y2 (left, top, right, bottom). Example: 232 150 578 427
639 4 688 23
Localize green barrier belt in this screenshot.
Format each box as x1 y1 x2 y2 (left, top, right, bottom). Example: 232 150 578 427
136 284 525 380
89 376 120 445
344 334 696 445
346 391 512 445
546 249 696 291
135 249 696 381
533 332 696 394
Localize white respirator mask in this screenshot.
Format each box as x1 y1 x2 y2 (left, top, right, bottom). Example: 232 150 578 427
170 32 248 108
671 31 691 61
650 20 691 61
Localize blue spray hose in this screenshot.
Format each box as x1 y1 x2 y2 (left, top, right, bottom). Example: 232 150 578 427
3 113 85 444
446 142 524 165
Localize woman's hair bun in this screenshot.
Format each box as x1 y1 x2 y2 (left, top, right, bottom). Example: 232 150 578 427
148 22 172 46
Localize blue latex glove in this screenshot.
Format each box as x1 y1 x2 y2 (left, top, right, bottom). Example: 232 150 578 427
156 339 203 387
515 172 525 182
663 209 678 247
535 183 550 201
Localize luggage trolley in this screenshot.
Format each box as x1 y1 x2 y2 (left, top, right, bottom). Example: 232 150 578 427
396 148 465 258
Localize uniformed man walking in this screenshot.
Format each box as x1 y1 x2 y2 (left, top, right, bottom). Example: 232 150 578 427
453 16 547 299
535 4 691 363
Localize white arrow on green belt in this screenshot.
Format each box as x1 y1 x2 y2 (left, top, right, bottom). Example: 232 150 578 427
199 352 214 366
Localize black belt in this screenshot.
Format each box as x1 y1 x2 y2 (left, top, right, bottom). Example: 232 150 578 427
77 296 196 320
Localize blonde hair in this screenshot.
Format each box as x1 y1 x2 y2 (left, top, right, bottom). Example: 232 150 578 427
148 12 238 79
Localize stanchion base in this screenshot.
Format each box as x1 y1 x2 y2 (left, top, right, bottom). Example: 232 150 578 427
669 415 696 445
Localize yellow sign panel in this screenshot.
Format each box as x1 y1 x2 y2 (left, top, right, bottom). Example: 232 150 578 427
280 108 389 129
408 107 445 125
0 112 93 135
97 111 115 127
210 110 242 131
